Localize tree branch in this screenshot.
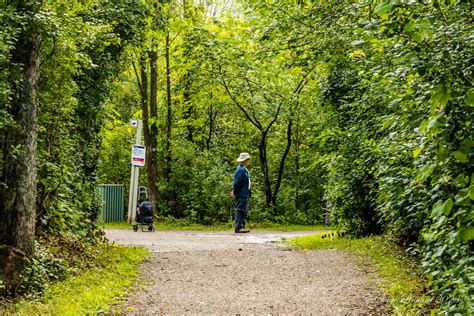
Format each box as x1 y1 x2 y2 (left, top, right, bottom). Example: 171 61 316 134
243 75 263 130
264 99 283 135
131 55 143 94
219 66 262 130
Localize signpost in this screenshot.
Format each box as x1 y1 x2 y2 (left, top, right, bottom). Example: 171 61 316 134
127 119 144 223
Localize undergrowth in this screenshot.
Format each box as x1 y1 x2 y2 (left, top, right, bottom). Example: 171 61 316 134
2 241 148 315
287 233 435 314
101 219 332 231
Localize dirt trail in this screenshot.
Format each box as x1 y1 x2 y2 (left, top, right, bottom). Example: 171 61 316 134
105 229 386 314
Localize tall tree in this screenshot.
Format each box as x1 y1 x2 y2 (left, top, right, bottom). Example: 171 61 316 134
0 0 42 294
165 31 172 182
148 49 160 208
132 50 160 211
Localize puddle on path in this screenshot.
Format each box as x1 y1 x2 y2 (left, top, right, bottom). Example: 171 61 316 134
105 230 326 253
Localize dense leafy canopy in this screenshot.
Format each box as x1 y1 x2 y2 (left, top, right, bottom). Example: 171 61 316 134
1 0 472 312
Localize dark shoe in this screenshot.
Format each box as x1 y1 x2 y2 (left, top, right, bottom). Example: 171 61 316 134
235 228 250 233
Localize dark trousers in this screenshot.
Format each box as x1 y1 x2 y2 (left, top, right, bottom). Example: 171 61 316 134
235 197 249 230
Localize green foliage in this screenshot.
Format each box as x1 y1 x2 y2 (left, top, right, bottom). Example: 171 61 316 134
15 235 106 296
1 0 149 299
32 0 147 240
0 6 18 132
18 241 69 295
2 0 471 311
371 2 472 312
171 150 236 223
97 109 137 211
6 243 148 315
249 0 473 312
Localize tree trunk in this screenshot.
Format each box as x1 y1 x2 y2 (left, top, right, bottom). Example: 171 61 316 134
147 50 160 211
137 54 151 203
165 32 172 182
133 51 160 213
182 0 190 19
0 0 42 294
205 92 217 150
182 73 194 143
294 109 301 212
258 131 273 206
272 74 310 208
272 102 294 206
137 55 149 154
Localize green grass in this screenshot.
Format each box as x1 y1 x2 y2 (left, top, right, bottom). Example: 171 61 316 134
101 220 229 230
7 244 148 315
248 223 332 231
100 220 332 232
287 232 433 314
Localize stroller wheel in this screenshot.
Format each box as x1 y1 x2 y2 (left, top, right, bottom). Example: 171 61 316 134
148 224 154 232
133 224 138 232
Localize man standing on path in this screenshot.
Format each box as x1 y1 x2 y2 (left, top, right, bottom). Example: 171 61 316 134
231 153 251 233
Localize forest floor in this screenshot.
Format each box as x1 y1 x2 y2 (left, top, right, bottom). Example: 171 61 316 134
105 229 387 314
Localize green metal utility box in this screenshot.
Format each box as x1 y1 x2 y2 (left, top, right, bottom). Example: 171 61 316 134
98 184 125 222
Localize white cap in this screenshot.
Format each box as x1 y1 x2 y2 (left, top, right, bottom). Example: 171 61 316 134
236 152 250 162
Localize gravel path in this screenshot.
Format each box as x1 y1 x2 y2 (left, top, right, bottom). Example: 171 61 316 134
105 229 386 314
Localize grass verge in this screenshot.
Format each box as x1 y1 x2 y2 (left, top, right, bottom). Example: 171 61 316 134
287 233 433 314
6 244 148 315
101 219 332 231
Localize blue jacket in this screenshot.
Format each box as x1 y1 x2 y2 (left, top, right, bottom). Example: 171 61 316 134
233 164 250 198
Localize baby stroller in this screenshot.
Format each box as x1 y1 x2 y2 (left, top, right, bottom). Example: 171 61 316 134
133 201 154 232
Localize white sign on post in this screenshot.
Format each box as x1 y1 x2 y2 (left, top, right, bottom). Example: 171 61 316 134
131 145 146 167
